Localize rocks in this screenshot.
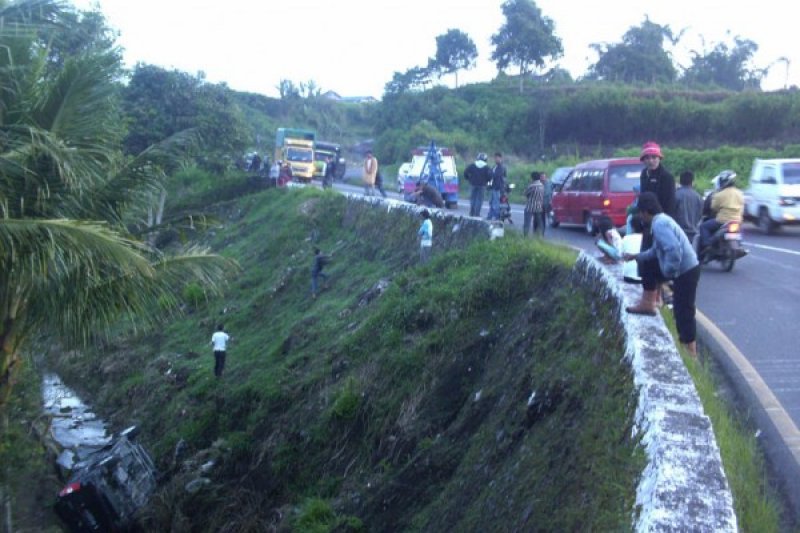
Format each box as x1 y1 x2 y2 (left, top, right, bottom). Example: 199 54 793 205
358 278 391 307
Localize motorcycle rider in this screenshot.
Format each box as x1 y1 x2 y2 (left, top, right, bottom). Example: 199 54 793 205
698 170 744 257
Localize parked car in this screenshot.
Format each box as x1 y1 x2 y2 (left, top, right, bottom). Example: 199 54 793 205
550 158 643 233
401 143 459 208
743 158 800 234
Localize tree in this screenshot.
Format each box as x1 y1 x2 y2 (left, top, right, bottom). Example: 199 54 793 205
123 64 249 166
1 0 234 409
383 66 433 96
430 29 478 88
490 0 563 93
588 18 679 84
682 37 762 91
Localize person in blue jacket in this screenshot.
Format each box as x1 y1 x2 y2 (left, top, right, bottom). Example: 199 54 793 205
623 192 700 356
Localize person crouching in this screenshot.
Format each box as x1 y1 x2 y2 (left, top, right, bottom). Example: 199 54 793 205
623 192 700 356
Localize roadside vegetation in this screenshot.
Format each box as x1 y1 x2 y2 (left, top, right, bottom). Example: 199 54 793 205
662 312 783 532
49 187 645 531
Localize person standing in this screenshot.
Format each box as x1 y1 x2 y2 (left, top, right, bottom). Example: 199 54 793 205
674 171 703 242
210 324 230 378
278 161 293 187
311 247 331 298
418 209 433 264
523 171 546 237
624 192 700 356
629 141 676 312
322 155 335 189
487 152 506 220
375 169 388 198
269 159 281 187
542 172 553 229
464 152 491 217
363 150 378 197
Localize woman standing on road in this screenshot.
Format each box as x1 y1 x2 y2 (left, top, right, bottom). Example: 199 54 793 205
627 141 676 313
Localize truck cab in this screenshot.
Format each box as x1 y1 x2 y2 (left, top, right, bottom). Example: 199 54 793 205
401 143 459 208
744 158 800 233
275 128 315 182
313 141 346 180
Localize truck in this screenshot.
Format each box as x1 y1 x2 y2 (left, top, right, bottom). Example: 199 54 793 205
401 142 459 208
313 141 347 180
275 128 315 182
743 158 800 234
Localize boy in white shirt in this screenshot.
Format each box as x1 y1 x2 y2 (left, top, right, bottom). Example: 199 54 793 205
210 324 230 378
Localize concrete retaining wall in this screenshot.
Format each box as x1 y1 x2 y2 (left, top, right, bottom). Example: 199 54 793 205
336 192 738 531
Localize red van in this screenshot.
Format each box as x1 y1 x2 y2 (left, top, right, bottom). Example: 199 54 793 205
550 158 643 233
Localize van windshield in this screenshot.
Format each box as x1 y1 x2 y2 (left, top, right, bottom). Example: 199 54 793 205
609 164 644 192
782 163 800 185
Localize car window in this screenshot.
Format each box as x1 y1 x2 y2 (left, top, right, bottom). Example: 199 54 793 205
566 171 583 191
609 164 644 192
762 166 778 184
586 170 603 192
781 163 800 185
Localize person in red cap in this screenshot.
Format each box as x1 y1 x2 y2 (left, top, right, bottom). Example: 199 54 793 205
627 141 676 315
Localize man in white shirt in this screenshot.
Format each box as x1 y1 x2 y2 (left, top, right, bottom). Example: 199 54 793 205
210 324 230 378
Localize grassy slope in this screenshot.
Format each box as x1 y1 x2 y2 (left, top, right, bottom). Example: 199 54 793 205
52 188 644 531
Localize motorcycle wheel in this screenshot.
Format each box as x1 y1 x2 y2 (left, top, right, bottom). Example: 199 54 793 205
720 247 736 272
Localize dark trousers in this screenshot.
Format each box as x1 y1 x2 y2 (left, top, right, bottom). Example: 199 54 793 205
523 211 546 237
672 266 700 344
699 219 722 249
470 186 485 217
642 261 700 343
311 271 329 295
214 350 226 377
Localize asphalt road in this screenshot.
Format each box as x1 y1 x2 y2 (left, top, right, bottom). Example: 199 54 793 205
332 180 800 427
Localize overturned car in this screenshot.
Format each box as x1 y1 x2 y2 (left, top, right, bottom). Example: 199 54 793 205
54 426 156 532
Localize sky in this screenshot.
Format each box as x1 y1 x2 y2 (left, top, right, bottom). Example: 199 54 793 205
73 0 797 98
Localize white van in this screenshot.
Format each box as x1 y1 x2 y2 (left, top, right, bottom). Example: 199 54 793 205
744 159 800 233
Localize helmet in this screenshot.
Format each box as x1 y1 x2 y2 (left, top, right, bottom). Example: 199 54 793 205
476 152 488 162
715 170 736 189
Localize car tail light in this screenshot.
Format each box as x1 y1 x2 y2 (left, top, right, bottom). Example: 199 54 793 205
59 483 81 497
728 222 740 232
602 198 611 207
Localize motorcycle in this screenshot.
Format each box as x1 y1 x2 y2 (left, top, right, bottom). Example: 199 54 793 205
693 220 748 272
499 183 515 224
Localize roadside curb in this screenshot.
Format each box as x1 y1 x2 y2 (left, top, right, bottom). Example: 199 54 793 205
696 310 800 521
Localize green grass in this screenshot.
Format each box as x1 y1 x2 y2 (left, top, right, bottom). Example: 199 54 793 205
661 311 783 532
48 187 645 531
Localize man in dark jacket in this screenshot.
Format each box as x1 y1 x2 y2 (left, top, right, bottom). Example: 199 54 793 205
311 247 331 298
629 141 676 312
464 152 491 217
487 152 506 220
674 171 703 241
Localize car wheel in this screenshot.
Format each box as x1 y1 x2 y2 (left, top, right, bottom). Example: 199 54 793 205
584 214 595 235
759 207 777 235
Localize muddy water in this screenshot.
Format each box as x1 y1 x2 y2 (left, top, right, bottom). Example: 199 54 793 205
41 373 111 473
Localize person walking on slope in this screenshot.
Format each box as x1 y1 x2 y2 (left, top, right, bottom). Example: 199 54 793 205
523 171 546 237
311 247 331 298
210 324 231 378
418 209 433 264
464 152 491 217
487 152 506 220
624 192 700 356
674 171 703 242
628 141 676 313
363 149 378 197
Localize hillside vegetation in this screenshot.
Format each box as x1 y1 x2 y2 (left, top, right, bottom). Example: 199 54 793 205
50 188 645 531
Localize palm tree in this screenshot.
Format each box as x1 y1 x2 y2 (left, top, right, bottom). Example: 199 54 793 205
0 0 235 407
